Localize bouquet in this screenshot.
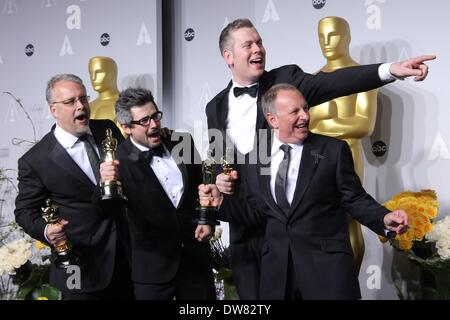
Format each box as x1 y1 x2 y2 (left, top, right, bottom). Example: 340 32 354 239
381 189 450 299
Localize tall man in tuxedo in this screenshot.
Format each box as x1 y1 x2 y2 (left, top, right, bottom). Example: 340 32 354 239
205 17 433 299
202 84 409 299
99 88 215 300
14 74 131 299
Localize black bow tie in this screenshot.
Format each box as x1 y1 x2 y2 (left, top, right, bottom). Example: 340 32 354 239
142 144 165 162
233 85 258 98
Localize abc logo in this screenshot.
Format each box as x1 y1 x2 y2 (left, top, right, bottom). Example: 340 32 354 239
372 141 387 157
312 0 326 9
25 44 34 57
100 33 110 46
184 28 195 42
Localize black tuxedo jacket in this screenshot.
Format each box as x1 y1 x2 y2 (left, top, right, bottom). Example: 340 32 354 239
206 64 386 143
116 134 213 287
228 132 390 299
206 63 386 228
14 120 125 294
206 63 388 299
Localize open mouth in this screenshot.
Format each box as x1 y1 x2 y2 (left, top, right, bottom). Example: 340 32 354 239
148 130 160 138
75 113 87 122
250 57 263 66
295 122 308 129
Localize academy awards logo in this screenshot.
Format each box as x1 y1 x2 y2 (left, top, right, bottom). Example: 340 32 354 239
372 140 387 157
25 44 34 57
312 0 326 9
184 28 195 42
100 33 110 46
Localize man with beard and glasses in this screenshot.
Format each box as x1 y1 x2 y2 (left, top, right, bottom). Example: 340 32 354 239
99 87 215 300
206 18 434 299
14 74 132 299
201 84 409 299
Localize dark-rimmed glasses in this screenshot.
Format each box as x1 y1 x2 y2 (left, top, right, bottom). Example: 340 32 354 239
52 95 90 107
130 111 163 126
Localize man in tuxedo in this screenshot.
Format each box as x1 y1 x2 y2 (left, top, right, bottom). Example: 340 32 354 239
14 74 131 299
206 18 433 299
203 84 409 299
99 87 215 300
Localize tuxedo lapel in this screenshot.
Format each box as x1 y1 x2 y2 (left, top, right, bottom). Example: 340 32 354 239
290 134 324 215
256 71 271 131
48 134 94 188
215 81 232 132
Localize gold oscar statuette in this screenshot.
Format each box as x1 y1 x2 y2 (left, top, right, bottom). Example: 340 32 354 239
221 147 234 176
100 128 126 201
42 199 77 269
197 151 219 226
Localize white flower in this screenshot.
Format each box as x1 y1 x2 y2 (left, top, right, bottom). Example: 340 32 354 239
426 216 450 260
0 238 33 275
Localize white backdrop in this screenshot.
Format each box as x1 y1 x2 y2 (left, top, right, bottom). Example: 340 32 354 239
1 0 448 299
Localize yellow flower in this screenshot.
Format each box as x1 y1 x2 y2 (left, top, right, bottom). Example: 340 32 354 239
381 189 439 251
398 240 413 250
37 297 48 300
35 241 48 251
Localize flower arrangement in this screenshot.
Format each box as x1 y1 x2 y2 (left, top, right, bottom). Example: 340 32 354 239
0 92 59 300
0 223 60 300
0 238 33 275
209 227 238 300
381 189 438 250
381 189 450 299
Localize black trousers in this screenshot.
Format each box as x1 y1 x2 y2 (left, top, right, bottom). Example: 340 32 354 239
133 247 216 300
61 244 134 300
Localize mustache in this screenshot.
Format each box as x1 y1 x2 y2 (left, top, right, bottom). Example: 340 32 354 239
74 110 88 119
147 128 160 136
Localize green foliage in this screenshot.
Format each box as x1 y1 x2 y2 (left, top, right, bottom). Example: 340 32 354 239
12 258 60 300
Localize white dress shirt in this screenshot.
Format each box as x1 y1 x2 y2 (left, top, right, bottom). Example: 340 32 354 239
270 136 303 206
53 124 100 185
226 80 259 155
130 138 184 208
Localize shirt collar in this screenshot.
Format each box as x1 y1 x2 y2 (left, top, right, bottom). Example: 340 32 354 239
130 137 149 152
271 134 303 157
54 124 93 149
130 137 167 154
231 79 258 89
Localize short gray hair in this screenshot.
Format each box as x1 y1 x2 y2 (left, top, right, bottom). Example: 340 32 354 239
115 87 157 125
219 18 255 54
46 74 85 104
262 83 302 116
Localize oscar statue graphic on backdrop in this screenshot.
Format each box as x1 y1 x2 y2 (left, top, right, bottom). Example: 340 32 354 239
88 56 124 136
309 16 378 272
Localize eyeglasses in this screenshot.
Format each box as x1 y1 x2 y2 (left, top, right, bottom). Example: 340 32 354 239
52 95 90 107
130 111 163 126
